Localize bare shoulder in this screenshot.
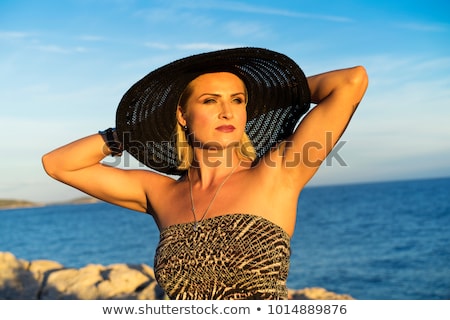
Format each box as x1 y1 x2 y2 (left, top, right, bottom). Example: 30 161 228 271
134 169 180 198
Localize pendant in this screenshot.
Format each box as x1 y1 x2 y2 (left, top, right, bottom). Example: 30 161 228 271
193 222 198 232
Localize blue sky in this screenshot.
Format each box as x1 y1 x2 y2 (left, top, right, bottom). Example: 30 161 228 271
1 0 449 202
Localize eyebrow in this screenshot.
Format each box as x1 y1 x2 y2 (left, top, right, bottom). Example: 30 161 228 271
198 92 246 98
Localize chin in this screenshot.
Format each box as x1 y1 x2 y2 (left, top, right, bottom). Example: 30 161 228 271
202 140 239 150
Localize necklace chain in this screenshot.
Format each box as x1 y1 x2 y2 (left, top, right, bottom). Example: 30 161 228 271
188 162 240 232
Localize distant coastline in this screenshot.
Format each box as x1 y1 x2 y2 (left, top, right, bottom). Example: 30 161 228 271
0 197 101 210
3 176 449 210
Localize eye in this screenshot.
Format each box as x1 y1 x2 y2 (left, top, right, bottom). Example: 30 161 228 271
203 98 217 104
232 96 246 104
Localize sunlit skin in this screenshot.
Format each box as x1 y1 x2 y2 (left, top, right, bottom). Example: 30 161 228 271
176 72 248 153
42 66 368 237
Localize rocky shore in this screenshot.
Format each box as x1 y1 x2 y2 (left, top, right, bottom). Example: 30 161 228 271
0 199 44 210
0 252 353 300
0 197 101 210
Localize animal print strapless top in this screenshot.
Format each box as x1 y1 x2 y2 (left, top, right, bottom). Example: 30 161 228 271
154 213 290 300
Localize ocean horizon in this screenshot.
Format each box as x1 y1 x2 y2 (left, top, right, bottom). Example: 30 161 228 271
1 176 449 299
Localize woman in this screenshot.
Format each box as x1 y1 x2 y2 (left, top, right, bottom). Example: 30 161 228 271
42 47 368 299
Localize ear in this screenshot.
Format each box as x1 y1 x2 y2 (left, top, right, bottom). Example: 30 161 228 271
176 106 187 127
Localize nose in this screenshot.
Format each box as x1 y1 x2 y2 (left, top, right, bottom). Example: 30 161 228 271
219 101 233 119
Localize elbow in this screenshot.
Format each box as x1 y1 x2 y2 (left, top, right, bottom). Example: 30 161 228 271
348 66 369 105
352 65 369 89
42 152 61 180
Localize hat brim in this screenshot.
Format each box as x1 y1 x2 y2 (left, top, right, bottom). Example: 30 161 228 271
116 47 310 175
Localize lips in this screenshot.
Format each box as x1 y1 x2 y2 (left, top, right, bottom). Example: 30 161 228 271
215 125 236 133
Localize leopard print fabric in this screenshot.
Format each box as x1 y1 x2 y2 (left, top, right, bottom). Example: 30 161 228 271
154 213 291 300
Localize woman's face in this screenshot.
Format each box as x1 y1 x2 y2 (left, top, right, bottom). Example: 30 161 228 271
178 72 247 150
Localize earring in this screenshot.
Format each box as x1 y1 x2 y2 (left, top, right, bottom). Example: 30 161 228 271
183 125 188 131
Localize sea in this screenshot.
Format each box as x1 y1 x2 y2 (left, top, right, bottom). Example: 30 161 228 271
1 177 449 300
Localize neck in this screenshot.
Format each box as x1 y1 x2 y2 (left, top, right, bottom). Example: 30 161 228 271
189 147 242 189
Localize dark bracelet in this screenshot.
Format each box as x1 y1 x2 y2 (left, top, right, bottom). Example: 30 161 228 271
99 128 123 156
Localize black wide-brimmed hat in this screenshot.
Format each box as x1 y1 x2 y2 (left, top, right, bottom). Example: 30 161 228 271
116 47 310 175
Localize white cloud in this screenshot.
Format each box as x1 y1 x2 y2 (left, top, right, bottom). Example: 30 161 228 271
225 21 270 38
32 43 91 54
176 43 240 51
172 1 352 23
396 22 447 32
0 31 35 40
134 1 352 25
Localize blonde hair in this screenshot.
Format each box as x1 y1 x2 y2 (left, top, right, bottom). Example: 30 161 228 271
175 74 257 171
175 123 194 171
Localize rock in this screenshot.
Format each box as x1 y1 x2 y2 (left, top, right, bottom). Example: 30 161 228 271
288 287 354 300
0 252 353 300
0 252 166 300
42 264 105 299
0 251 39 299
96 264 151 299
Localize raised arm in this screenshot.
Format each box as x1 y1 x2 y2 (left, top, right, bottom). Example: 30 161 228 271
42 132 153 212
275 65 368 189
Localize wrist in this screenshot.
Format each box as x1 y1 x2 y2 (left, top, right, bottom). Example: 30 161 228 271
99 128 123 156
